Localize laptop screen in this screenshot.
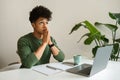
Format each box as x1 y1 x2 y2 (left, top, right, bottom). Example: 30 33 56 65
90 45 113 76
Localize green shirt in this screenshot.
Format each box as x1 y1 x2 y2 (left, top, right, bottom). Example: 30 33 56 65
17 33 65 68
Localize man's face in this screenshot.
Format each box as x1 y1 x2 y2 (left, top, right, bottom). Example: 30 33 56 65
32 17 48 34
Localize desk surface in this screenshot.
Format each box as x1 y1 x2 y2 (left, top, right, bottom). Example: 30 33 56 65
0 57 120 80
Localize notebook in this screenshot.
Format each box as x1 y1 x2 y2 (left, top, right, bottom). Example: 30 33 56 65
31 62 73 76
66 45 113 77
31 64 62 76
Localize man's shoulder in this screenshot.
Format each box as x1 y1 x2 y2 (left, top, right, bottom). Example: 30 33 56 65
18 33 32 42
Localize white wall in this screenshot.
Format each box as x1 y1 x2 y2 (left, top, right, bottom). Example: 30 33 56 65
0 0 120 68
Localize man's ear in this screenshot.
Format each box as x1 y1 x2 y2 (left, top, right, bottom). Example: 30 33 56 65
32 23 35 28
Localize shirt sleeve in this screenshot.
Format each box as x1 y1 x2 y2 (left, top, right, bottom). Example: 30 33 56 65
17 38 39 68
51 37 65 62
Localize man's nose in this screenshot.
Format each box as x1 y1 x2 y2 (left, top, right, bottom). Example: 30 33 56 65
43 23 47 27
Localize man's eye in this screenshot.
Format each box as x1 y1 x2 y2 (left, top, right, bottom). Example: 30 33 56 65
39 21 48 25
39 22 44 25
46 22 48 24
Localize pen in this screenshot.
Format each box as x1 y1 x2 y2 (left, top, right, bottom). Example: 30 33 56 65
46 65 57 70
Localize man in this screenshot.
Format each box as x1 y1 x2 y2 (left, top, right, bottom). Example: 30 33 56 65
17 5 65 68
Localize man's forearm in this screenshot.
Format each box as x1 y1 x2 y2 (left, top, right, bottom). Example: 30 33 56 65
34 43 47 60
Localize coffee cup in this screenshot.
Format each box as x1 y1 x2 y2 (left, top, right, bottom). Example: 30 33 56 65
73 55 81 65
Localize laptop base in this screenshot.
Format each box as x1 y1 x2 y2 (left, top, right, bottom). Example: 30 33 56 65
66 63 92 77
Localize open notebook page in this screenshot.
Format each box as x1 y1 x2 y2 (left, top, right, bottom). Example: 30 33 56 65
31 64 62 76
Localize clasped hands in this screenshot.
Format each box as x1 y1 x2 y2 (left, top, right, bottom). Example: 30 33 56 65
42 27 52 45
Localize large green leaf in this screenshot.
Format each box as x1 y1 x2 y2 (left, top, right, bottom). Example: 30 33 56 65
112 43 119 54
77 33 91 43
100 35 109 43
69 23 82 34
69 20 100 35
110 43 119 61
84 37 94 45
83 20 100 34
83 21 105 44
92 46 100 57
95 22 118 32
83 32 100 45
115 38 120 43
71 21 108 45
109 12 120 25
109 12 116 19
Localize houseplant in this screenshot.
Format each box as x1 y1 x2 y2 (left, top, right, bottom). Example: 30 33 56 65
69 12 120 61
95 12 120 61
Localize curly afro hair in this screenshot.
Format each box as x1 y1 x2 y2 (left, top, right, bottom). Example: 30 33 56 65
29 5 52 23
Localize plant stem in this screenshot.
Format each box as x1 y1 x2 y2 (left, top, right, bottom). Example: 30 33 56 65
112 20 117 44
113 20 118 43
94 39 99 46
97 39 102 46
116 47 120 61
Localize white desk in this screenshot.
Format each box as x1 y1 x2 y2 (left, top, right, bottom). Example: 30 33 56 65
0 57 120 80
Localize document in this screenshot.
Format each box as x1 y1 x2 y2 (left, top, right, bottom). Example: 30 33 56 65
31 64 62 76
46 62 73 70
31 62 74 76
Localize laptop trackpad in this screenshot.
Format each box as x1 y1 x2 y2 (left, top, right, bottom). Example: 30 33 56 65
66 63 92 76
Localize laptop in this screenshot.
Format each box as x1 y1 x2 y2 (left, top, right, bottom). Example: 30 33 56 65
66 45 113 77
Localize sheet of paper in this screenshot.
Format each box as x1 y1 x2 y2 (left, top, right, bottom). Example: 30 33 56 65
46 62 73 70
31 64 62 76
